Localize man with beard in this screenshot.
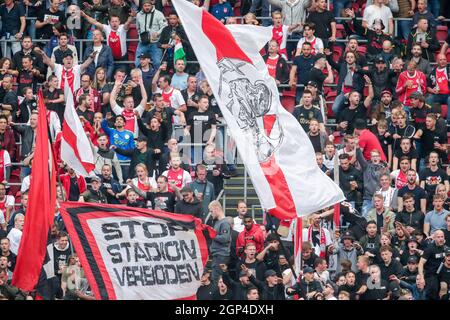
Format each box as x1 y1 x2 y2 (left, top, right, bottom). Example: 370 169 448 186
398 169 427 214
406 44 433 76
236 214 265 258
289 42 315 103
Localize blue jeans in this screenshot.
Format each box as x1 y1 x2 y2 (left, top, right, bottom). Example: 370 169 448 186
426 94 450 122
211 255 229 284
333 0 351 21
135 42 162 70
26 19 36 39
428 0 440 18
361 199 373 220
398 19 412 40
332 93 346 115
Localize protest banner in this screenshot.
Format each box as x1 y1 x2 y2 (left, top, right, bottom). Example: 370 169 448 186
59 202 215 300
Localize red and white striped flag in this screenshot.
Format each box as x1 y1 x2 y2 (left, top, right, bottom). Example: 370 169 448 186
61 80 94 176
294 218 303 276
172 0 344 219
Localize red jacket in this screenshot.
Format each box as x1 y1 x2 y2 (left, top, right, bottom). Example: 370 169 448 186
236 223 265 257
395 70 426 106
59 173 87 200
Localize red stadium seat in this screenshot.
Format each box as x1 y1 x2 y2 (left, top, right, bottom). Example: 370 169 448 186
441 104 448 119
127 24 138 63
333 46 343 62
436 25 448 42
326 91 337 118
163 4 173 17
357 46 367 55
336 24 345 38
446 48 450 62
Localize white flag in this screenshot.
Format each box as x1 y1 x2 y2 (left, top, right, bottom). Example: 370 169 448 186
173 0 344 218
60 82 95 176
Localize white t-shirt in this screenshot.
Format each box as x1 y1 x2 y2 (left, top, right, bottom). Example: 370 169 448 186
0 150 11 171
92 45 103 66
233 215 244 233
297 36 324 55
54 64 82 96
103 24 128 58
7 228 23 255
21 175 30 193
0 195 14 222
363 4 393 34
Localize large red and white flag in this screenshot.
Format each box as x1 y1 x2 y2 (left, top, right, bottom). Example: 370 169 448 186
12 92 56 292
173 0 344 219
61 81 94 176
59 202 215 300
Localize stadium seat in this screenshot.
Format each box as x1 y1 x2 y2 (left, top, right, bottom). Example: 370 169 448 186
436 25 448 42
446 48 450 62
163 4 173 16
127 24 138 63
336 24 345 39
333 46 343 62
357 46 367 55
326 90 338 118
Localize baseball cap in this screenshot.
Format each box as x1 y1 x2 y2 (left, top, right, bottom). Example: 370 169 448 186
303 266 314 274
239 270 248 277
445 248 450 256
406 236 418 245
407 256 419 264
409 91 423 99
264 269 277 278
139 53 151 60
380 88 392 96
90 176 101 182
342 231 355 241
266 233 279 243
375 56 386 64
307 80 318 88
136 135 148 142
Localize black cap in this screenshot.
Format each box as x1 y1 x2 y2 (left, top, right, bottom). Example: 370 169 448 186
136 135 148 142
375 55 386 64
303 266 314 274
139 53 151 60
407 256 419 264
342 231 355 241
354 118 367 130
314 53 326 62
63 52 74 58
307 80 318 88
445 248 450 256
264 269 277 278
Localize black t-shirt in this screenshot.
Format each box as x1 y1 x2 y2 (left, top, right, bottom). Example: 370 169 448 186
419 167 448 200
76 108 95 125
43 88 64 122
419 127 447 160
411 106 431 131
356 271 370 290
0 3 25 34
306 10 335 40
212 289 233 300
337 103 366 134
389 125 416 152
37 9 66 39
187 110 217 142
397 185 427 211
309 67 327 93
394 148 419 162
0 251 16 272
292 55 315 86
309 133 322 153
146 191 176 213
444 229 450 246
181 89 201 120
376 133 393 162
422 243 446 276
196 282 216 300
68 176 80 201
360 279 389 300
17 70 39 94
438 264 450 285
292 105 323 132
143 107 176 137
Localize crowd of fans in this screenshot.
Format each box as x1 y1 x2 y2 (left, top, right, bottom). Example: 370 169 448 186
0 0 449 301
